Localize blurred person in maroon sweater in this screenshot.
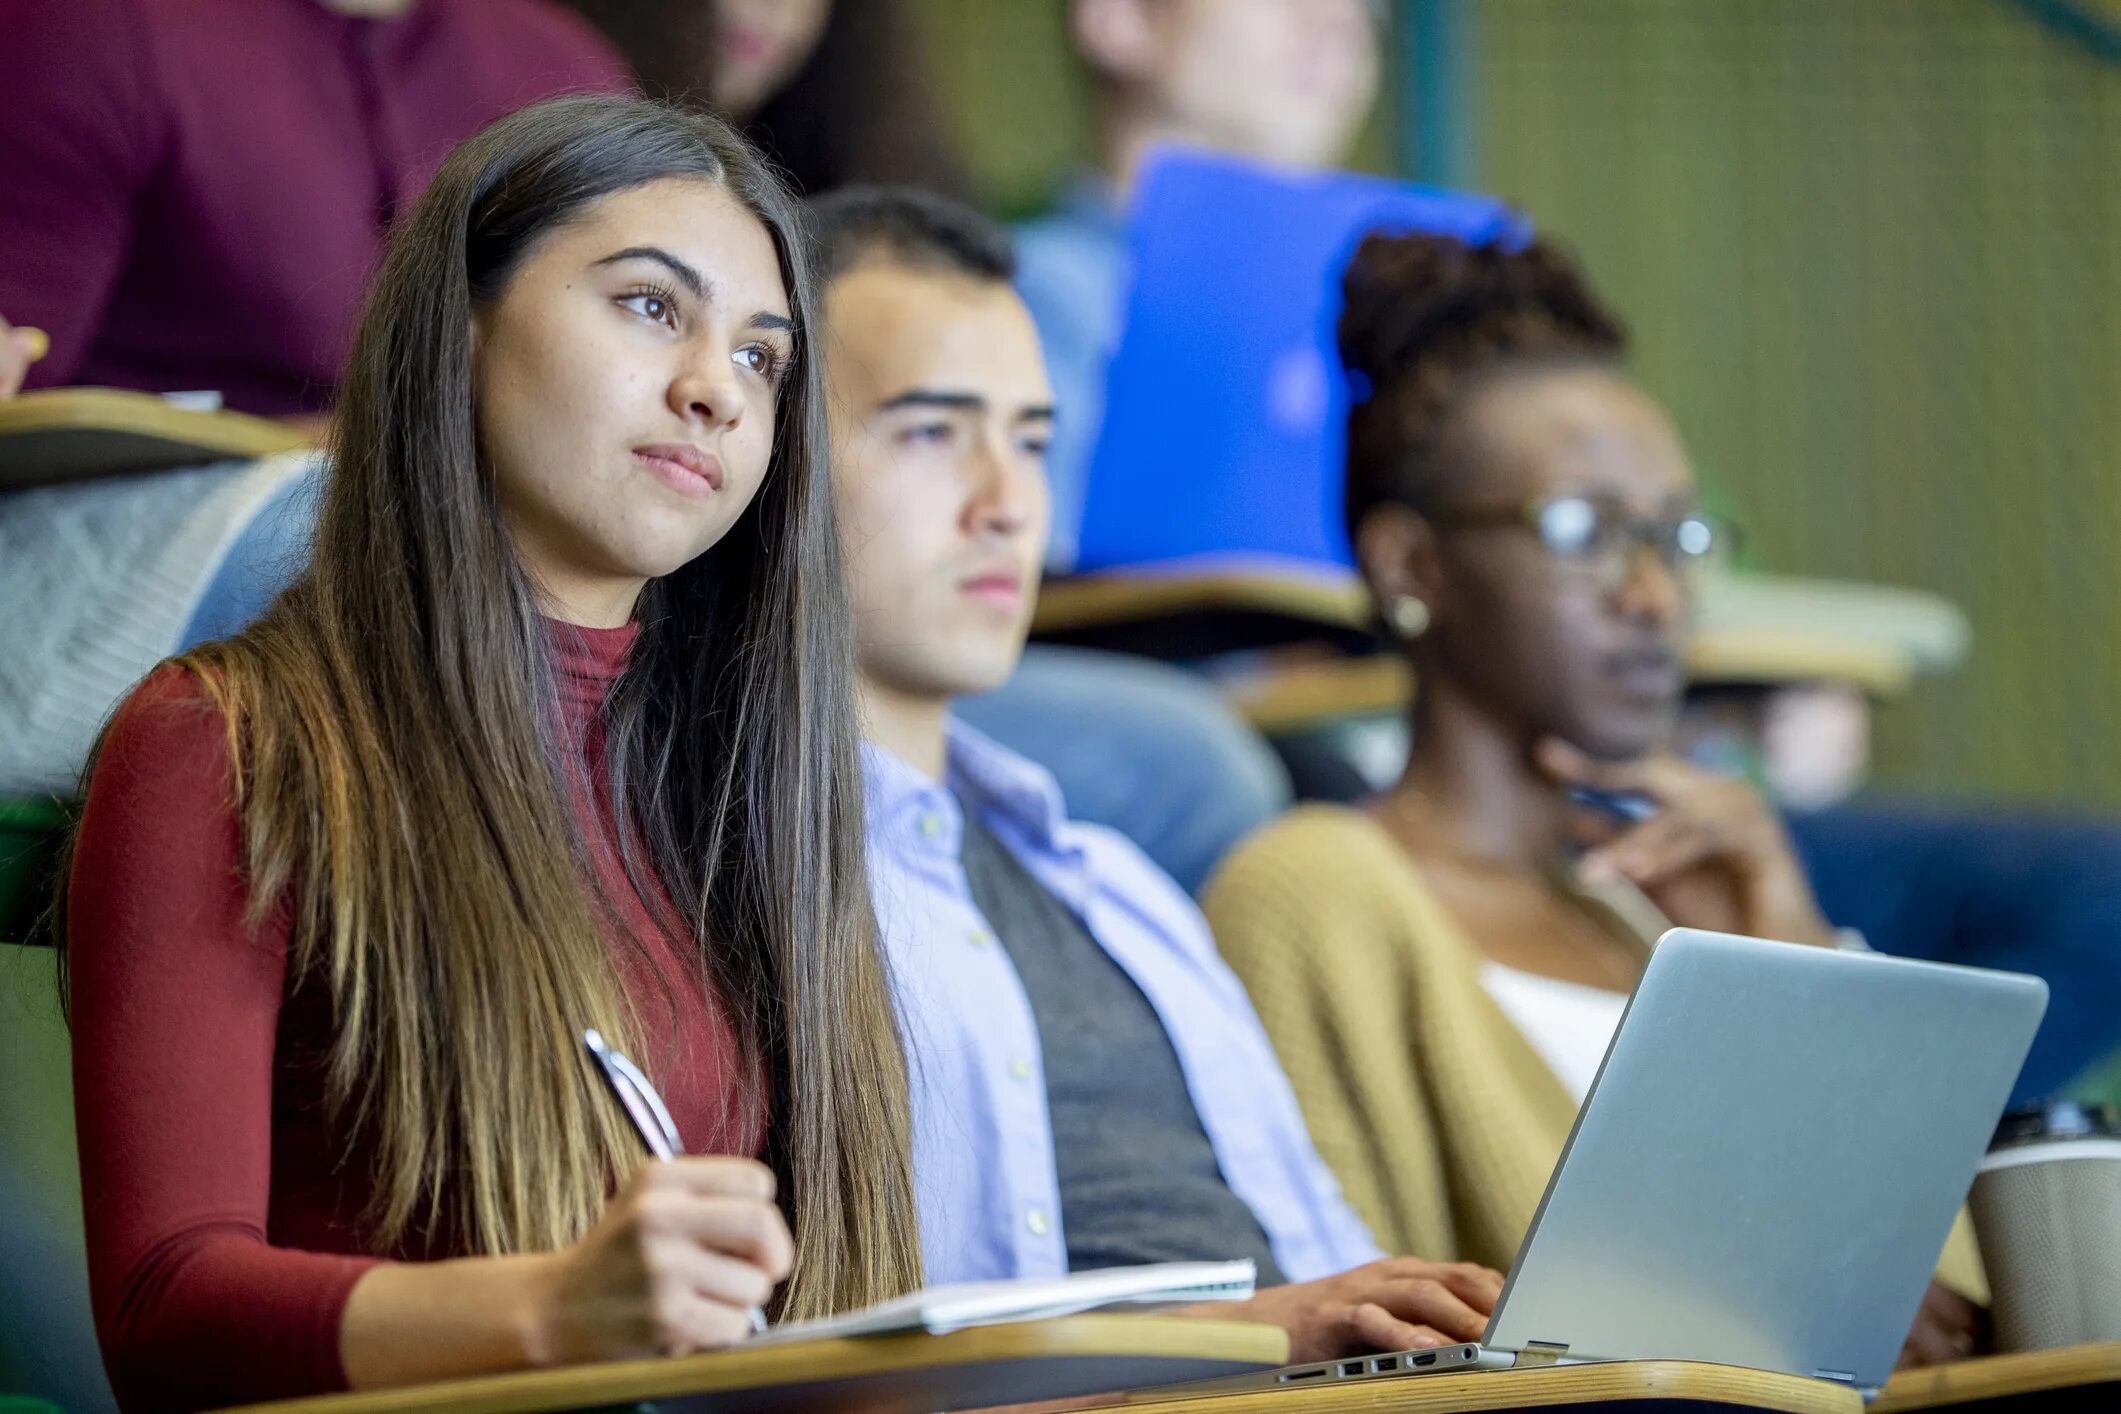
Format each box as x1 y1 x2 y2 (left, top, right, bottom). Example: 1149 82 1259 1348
0 0 633 797
57 96 920 1411
0 0 634 415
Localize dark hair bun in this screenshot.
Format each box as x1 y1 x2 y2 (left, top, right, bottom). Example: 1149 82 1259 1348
1338 230 1624 387
1339 229 1626 530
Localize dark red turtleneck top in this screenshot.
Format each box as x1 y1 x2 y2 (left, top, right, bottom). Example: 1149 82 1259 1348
64 622 764 1411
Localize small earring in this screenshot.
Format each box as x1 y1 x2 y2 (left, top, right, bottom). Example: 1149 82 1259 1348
1387 594 1431 640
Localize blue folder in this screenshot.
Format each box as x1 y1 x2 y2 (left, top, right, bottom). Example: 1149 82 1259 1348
1075 149 1528 573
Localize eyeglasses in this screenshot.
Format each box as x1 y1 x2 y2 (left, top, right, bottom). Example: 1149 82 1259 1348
1423 494 1734 593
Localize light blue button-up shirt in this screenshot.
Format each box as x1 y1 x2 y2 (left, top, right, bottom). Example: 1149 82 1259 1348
863 720 1382 1287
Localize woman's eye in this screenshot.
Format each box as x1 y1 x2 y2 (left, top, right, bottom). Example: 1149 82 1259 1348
620 293 677 328
737 344 784 381
902 422 954 447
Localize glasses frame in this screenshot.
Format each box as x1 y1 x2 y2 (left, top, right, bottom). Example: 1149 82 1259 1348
1420 493 1736 592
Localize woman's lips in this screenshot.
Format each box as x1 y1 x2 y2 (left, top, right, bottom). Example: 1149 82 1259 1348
960 573 1025 610
718 27 773 65
1607 648 1684 698
635 444 724 498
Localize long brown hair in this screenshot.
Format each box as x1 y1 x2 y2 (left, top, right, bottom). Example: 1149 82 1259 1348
58 94 920 1316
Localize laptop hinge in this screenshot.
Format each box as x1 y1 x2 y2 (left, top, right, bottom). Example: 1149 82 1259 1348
1516 1342 1570 1368
1811 1368 1858 1385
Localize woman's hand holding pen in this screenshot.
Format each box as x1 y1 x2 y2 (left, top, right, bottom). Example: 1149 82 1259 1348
1538 738 1837 949
520 1157 793 1364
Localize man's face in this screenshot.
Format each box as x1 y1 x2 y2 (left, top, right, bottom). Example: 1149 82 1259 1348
824 261 1055 706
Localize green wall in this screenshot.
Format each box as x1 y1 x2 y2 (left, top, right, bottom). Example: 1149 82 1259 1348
1464 1 2121 805
911 0 2121 807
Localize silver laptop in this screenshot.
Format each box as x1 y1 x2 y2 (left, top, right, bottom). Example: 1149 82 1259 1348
1231 929 2047 1398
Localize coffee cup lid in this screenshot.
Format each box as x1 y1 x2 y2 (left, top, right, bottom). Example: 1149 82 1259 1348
1990 1099 2121 1150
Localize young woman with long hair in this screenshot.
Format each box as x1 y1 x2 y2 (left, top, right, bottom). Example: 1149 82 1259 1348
58 94 919 1410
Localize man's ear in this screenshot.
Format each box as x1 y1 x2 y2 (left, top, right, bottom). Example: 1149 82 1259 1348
1355 502 1447 625
1070 0 1161 84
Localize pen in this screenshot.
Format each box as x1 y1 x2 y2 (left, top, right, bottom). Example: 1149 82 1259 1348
583 1027 769 1336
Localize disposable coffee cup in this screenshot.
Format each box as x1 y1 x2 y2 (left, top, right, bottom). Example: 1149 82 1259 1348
1968 1101 2121 1351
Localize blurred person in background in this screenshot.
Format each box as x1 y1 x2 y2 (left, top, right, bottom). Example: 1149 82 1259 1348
562 0 969 197
1201 229 1989 1368
0 0 631 796
1024 0 1383 571
937 0 1395 890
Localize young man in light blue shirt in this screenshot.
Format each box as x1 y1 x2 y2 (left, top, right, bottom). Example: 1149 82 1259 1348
811 186 1502 1365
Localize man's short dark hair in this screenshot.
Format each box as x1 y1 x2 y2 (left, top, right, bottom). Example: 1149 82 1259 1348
806 185 1016 285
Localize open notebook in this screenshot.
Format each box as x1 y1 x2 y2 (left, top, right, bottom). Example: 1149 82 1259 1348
751 1260 1256 1345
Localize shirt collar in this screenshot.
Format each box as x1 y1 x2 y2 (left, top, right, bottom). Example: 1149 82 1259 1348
1056 172 1124 234
861 718 1075 858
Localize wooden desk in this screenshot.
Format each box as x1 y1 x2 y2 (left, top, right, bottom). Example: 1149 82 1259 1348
214 1316 1286 1414
1123 1360 1861 1413
1870 1342 2121 1411
1032 567 1939 700
1032 564 1375 660
0 387 313 489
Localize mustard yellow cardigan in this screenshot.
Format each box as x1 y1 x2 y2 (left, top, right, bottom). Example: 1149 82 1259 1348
1202 804 1984 1294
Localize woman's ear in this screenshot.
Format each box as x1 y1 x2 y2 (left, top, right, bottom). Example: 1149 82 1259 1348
1356 502 1445 629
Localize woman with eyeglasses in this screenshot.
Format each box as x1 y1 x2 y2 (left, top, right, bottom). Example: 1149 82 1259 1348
1201 229 1983 1367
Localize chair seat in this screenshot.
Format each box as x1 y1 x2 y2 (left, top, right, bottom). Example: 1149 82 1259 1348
0 942 111 1412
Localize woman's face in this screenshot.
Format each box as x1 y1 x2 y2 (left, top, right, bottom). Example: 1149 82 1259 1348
1380 365 1701 761
472 177 794 626
709 0 832 120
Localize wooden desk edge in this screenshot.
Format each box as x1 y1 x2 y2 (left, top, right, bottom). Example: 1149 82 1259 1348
1032 569 1369 636
1127 1358 1862 1413
1869 1341 2121 1411
215 1315 1288 1414
0 387 314 460
1033 572 1919 697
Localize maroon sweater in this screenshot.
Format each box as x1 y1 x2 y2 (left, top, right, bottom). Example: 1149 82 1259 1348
66 623 765 1411
0 0 631 417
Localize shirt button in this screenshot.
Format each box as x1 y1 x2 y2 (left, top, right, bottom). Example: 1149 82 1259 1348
1009 1057 1034 1082
917 811 944 840
967 927 995 949
1026 1208 1051 1237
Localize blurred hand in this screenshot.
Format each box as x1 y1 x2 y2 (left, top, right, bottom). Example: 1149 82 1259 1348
1538 738 1836 948
522 1156 793 1364
1191 1257 1504 1365
1896 1281 1986 1369
0 315 47 400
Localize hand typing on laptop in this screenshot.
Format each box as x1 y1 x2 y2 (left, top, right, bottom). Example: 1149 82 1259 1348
1899 1281 1985 1369
1191 1257 1504 1364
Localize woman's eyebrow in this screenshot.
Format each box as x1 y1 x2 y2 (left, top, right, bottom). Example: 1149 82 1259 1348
749 312 795 334
593 246 706 299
